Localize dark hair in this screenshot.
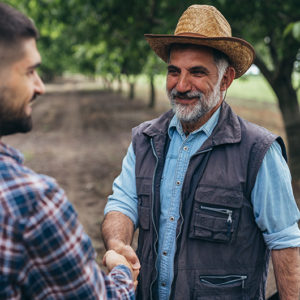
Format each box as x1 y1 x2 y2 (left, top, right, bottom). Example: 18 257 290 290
0 3 38 44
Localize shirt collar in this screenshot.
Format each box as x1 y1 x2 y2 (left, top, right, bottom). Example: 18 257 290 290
168 107 221 139
0 141 24 164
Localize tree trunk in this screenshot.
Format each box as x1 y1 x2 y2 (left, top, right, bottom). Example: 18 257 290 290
148 74 156 108
129 82 135 100
254 53 300 207
117 77 122 94
271 77 300 208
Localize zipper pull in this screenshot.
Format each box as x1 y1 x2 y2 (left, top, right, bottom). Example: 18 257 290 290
227 211 232 224
226 211 232 237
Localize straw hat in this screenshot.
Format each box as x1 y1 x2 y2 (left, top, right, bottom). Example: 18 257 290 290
144 5 255 78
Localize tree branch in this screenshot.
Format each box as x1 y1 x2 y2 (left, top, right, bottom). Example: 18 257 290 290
253 55 274 85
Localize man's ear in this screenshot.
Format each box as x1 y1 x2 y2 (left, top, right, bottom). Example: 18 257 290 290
220 66 235 91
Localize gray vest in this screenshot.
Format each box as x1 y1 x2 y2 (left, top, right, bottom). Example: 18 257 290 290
132 102 286 300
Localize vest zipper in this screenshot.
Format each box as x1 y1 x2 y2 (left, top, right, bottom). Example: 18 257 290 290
149 138 159 300
170 147 213 298
201 205 233 237
200 205 233 224
200 274 247 288
176 148 213 239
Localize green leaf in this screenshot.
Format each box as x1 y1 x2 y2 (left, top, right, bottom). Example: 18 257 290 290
292 21 300 41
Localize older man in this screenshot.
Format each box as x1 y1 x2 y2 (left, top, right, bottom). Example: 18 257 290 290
102 4 300 300
0 3 136 299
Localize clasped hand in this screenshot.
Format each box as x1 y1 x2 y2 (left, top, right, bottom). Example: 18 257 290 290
103 246 140 289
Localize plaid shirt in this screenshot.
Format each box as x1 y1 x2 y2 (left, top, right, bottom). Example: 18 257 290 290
0 142 134 299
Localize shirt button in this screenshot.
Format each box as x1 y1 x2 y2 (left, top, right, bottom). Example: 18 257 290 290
163 251 167 256
183 146 188 151
161 282 166 287
176 181 181 185
170 216 175 221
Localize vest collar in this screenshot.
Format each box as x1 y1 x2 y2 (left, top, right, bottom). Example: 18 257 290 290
143 110 174 137
210 101 241 147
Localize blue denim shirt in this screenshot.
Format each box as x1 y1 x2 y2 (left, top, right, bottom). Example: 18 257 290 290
105 107 300 300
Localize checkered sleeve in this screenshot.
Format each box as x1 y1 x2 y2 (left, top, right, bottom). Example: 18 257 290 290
0 172 134 299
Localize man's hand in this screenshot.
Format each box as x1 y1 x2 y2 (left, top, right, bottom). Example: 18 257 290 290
102 212 141 288
108 239 140 270
103 249 139 289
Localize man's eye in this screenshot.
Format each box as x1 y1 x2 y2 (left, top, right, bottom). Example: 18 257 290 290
168 69 179 75
27 69 37 76
191 70 206 76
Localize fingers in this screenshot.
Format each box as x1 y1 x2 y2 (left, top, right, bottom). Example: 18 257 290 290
134 280 138 290
104 241 141 289
118 245 141 270
103 247 140 284
104 250 132 272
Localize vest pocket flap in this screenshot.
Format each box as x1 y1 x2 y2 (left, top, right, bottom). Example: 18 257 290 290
194 186 243 208
194 213 232 232
191 213 233 242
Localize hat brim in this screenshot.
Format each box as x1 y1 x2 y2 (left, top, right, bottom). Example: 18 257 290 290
144 34 255 78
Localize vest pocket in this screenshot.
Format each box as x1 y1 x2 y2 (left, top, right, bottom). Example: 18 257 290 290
195 274 248 300
136 179 152 231
189 186 243 243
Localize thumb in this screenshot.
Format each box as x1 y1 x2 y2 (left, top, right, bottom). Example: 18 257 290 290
122 246 140 269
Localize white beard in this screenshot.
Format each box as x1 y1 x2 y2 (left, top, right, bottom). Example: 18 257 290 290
168 83 222 123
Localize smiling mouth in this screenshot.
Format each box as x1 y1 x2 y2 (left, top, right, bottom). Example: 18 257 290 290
175 97 198 104
29 94 37 105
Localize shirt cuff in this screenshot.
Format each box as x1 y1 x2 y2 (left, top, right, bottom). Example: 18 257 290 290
112 264 133 279
263 223 300 249
104 207 138 228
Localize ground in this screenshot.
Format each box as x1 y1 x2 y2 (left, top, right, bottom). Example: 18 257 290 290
3 83 288 297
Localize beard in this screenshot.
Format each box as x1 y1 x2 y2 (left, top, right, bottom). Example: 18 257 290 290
0 113 32 136
168 83 221 124
0 88 33 136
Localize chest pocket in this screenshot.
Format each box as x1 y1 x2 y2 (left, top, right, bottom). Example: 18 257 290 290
189 185 243 243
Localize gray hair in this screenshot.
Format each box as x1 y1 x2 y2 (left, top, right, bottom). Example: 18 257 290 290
212 48 229 84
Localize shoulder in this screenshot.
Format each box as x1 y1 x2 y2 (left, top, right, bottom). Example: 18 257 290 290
132 110 174 137
237 115 275 139
0 156 64 220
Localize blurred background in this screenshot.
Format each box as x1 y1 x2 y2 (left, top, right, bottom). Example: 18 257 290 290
3 1 300 298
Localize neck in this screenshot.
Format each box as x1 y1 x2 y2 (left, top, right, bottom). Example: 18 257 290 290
181 101 222 135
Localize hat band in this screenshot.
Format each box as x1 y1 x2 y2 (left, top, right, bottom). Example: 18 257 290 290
175 32 208 38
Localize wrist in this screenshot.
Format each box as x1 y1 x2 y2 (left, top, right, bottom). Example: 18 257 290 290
106 238 126 251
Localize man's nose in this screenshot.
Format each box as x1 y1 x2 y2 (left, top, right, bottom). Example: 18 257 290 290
34 73 45 95
176 72 191 93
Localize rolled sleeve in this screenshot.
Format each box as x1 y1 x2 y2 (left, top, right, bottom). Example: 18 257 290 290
251 140 300 249
104 143 139 227
263 223 300 249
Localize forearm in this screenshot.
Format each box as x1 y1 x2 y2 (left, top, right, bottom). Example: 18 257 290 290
272 248 300 300
102 211 135 250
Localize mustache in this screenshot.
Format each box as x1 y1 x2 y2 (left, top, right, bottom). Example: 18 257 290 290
169 88 203 100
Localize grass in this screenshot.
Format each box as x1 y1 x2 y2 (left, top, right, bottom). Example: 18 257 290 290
227 75 277 103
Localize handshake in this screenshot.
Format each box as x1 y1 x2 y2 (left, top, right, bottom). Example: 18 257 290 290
103 243 140 289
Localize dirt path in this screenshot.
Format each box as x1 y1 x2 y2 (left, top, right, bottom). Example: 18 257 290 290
3 88 285 297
